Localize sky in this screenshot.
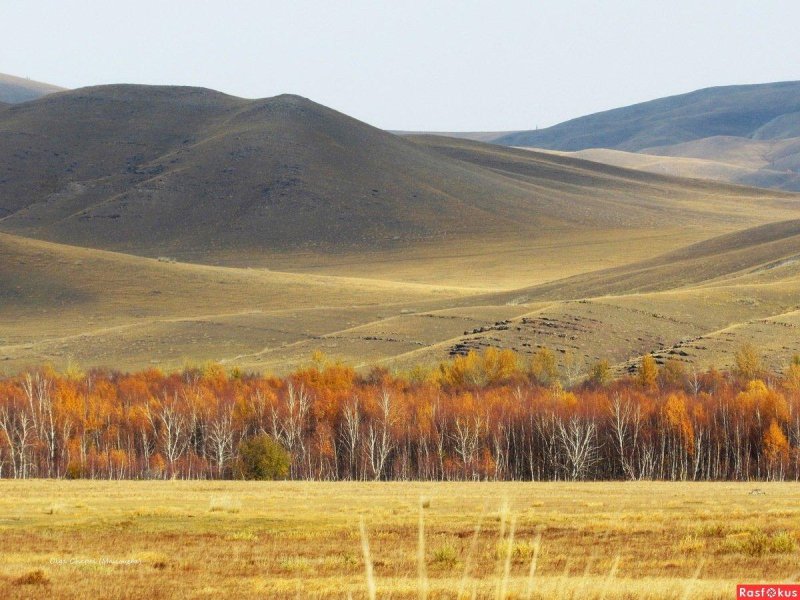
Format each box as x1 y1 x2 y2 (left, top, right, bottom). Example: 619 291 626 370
4 0 798 131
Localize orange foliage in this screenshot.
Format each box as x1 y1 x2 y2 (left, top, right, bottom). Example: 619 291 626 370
0 350 797 481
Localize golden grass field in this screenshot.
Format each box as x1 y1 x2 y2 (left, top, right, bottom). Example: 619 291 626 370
0 481 798 599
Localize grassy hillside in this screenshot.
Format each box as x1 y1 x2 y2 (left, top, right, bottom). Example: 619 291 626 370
4 216 800 378
1 85 796 262
0 72 64 103
2 84 800 377
0 86 559 255
489 82 800 192
495 81 800 151
0 233 470 374
550 145 800 191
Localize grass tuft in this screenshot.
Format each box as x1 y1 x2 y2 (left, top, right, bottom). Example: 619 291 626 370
430 544 458 567
495 539 538 562
227 529 258 541
721 530 797 556
676 534 705 553
14 569 50 586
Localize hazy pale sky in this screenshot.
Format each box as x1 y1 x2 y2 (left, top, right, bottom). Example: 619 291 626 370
5 0 798 131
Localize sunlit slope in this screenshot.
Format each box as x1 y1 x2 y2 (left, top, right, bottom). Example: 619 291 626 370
552 139 800 192
643 136 800 191
3 217 800 376
0 233 470 373
476 219 800 302
379 220 800 375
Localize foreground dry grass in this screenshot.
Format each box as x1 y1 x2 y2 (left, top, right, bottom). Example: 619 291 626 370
0 482 798 598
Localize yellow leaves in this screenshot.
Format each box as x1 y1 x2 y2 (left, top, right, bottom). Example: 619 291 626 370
310 349 328 368
637 355 659 390
127 404 150 428
109 448 129 469
763 419 789 465
661 358 686 387
530 347 558 386
588 360 612 387
439 348 519 388
549 382 578 410
735 343 763 380
202 362 229 394
736 379 789 423
664 393 694 454
784 363 800 394
481 347 519 385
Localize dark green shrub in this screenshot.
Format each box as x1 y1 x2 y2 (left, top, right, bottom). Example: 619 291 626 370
235 435 290 480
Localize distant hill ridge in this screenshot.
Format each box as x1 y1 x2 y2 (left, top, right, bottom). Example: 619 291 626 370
0 72 65 103
494 81 800 150
486 81 800 192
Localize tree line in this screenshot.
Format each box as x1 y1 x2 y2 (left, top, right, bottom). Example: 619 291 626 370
1 346 799 481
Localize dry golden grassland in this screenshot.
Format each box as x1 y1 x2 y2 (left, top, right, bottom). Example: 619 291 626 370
0 481 798 599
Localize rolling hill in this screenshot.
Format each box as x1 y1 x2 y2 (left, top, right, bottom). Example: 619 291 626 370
488 81 800 192
0 232 469 373
1 85 796 264
0 72 64 103
375 219 800 377
2 83 800 378
5 217 800 377
494 81 800 151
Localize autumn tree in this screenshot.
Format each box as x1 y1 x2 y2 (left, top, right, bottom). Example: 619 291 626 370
637 355 659 390
735 343 763 380
1 350 800 482
530 347 558 386
660 359 686 389
587 360 612 388
762 420 789 481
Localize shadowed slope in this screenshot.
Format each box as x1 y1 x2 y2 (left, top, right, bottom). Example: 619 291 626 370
495 81 800 151
491 82 800 192
0 86 578 254
0 232 469 372
1 85 797 261
413 135 799 225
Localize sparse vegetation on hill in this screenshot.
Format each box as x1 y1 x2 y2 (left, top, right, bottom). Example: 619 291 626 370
1 84 800 437
0 85 794 258
490 81 800 191
495 81 800 151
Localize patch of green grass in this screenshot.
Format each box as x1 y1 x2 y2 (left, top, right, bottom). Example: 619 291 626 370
720 530 796 556
430 544 457 567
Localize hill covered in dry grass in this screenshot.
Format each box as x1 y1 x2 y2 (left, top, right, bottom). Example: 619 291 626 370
0 85 795 260
496 81 800 151
1 83 800 380
490 81 800 191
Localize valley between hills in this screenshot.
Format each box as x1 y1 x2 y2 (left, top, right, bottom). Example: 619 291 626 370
1 80 800 377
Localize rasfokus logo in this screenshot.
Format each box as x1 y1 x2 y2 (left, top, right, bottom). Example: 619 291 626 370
738 585 800 598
